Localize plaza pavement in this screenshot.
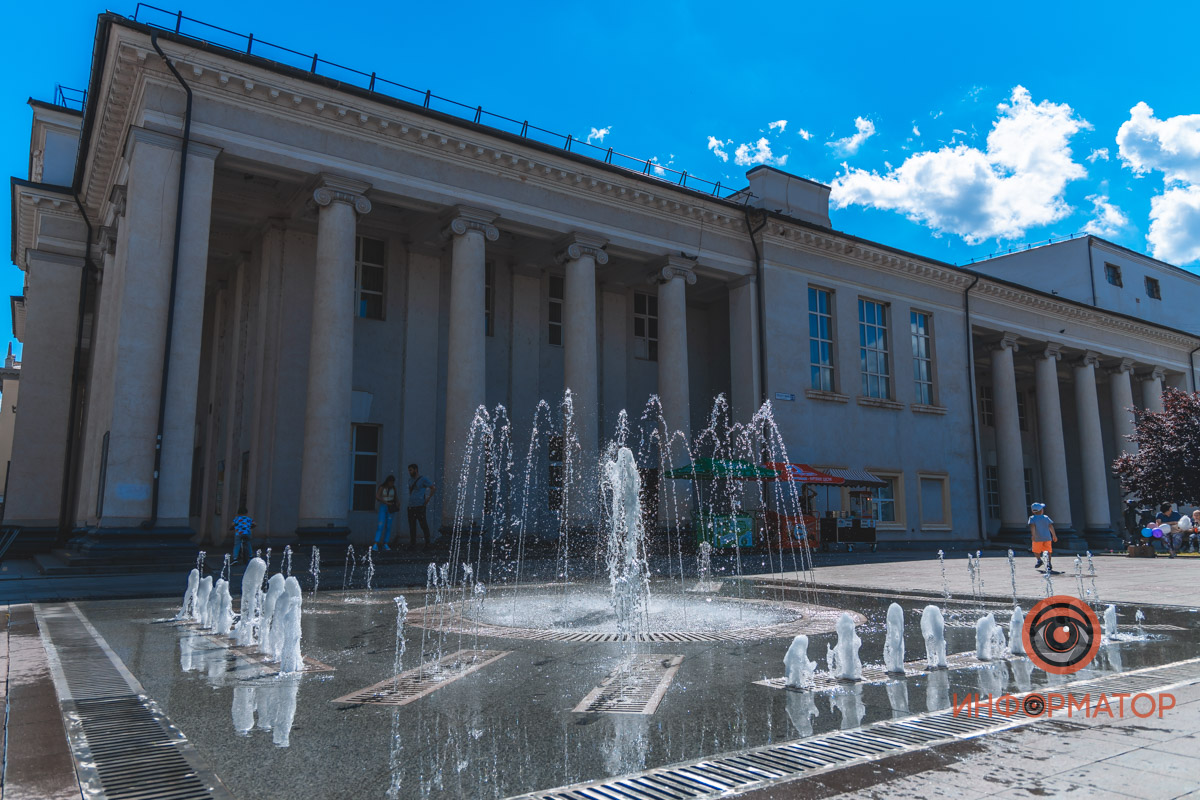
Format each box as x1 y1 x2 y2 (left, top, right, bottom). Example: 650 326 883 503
0 551 1196 799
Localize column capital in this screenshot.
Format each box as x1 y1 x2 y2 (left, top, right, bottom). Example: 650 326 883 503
1075 350 1102 369
554 232 609 265
313 173 372 214
1140 366 1167 382
440 205 499 241
1037 342 1063 361
651 255 697 285
1105 358 1136 376
992 332 1020 352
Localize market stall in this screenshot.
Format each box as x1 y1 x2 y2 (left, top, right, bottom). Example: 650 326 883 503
816 468 887 551
760 463 844 550
663 458 780 548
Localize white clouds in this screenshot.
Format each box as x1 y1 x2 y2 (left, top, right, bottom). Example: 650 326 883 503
1087 148 1109 163
587 126 611 144
830 86 1090 244
768 119 787 132
733 137 788 167
707 136 731 162
1082 194 1129 237
912 124 920 136
827 117 876 155
1147 186 1200 264
1117 102 1200 184
798 128 813 141
1116 102 1200 263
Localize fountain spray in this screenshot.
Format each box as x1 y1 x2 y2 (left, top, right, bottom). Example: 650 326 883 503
936 550 950 606
342 544 357 598
1007 549 1018 606
1087 552 1100 609
393 596 409 690
196 550 206 575
309 547 320 597
284 545 293 578
364 549 376 594
1074 555 1085 600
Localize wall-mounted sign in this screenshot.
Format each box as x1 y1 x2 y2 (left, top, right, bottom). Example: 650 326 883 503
775 392 796 401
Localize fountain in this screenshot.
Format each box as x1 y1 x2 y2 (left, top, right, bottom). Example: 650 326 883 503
974 613 1005 661
176 569 200 621
1074 555 1085 600
1135 608 1146 636
1087 552 1100 609
309 547 320 597
1010 606 1026 655
214 579 234 636
826 613 862 681
783 635 817 689
936 550 950 605
920 605 947 669
260 574 287 657
235 558 268 646
603 447 650 640
196 549 206 574
196 576 214 628
363 549 376 595
279 576 304 673
343 544 357 596
1007 549 1018 605
883 602 905 674
1104 604 1118 640
393 596 409 685
284 545 293 577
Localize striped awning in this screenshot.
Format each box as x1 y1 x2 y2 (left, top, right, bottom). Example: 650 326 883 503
821 468 887 488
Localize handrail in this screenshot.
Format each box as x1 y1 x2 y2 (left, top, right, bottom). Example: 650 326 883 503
128 4 751 202
53 84 87 110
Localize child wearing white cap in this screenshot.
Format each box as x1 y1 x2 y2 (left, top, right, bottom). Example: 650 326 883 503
1028 502 1057 572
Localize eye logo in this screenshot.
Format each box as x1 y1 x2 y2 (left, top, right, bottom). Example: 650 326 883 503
1022 596 1101 674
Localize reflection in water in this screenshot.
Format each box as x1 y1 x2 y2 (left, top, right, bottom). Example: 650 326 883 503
926 669 950 711
976 662 1009 697
603 715 650 776
830 683 865 730
230 680 300 747
785 689 819 738
1010 658 1033 692
1105 643 1124 672
885 680 909 718
179 632 228 682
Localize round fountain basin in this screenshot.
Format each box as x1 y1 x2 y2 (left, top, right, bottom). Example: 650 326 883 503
406 586 863 642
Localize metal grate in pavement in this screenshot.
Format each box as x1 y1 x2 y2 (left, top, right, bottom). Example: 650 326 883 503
35 603 234 800
331 649 510 706
574 654 684 714
755 650 1003 691
508 656 1200 800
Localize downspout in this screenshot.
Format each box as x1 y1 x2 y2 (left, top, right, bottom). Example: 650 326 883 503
742 206 769 405
1085 236 1098 306
142 33 192 530
1190 344 1200 393
963 274 985 542
60 195 95 536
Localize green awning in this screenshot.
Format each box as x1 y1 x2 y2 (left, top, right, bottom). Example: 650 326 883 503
665 458 782 480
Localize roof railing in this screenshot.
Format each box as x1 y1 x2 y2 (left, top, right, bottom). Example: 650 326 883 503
129 4 750 203
53 84 87 111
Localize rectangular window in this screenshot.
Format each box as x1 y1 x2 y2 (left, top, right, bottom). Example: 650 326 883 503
1024 467 1035 510
548 275 564 346
355 236 386 320
984 465 1000 520
1016 390 1028 432
910 311 933 405
979 386 994 427
1145 276 1161 300
858 299 891 399
873 477 897 523
350 424 380 512
920 475 949 526
1104 263 1123 287
633 291 659 361
809 288 835 391
484 261 495 337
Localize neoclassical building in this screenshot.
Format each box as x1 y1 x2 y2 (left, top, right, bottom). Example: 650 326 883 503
6 12 1198 560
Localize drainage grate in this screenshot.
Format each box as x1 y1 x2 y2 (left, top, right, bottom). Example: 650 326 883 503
331 649 510 706
755 650 1002 691
1130 623 1187 632
406 598 862 643
509 656 1200 800
574 654 684 714
35 603 235 800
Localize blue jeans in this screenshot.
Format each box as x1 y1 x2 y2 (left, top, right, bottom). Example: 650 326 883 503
374 505 393 546
233 534 252 563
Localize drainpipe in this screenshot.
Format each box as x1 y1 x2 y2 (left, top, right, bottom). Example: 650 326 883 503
963 275 985 542
1190 344 1200 393
60 194 96 536
742 206 769 405
1085 236 1098 307
142 33 193 530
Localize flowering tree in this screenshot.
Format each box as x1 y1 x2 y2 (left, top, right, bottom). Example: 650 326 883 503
1112 388 1200 506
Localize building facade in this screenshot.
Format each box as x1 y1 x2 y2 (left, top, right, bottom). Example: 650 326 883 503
7 13 1200 559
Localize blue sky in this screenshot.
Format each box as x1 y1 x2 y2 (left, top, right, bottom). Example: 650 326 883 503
5 1 1200 359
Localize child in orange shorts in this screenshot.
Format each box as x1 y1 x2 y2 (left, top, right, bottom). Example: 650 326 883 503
1028 502 1057 572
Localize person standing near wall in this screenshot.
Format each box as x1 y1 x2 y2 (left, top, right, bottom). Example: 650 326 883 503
372 475 398 552
404 463 435 548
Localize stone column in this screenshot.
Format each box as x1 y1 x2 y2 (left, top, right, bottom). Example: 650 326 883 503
728 275 761 423
990 334 1026 532
296 175 371 534
1108 359 1138 456
1073 351 1114 541
1141 367 1165 413
1033 344 1073 531
655 257 697 450
156 142 220 527
555 233 607 461
439 207 499 523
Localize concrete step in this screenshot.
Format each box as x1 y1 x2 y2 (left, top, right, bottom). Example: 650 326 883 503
34 549 197 576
